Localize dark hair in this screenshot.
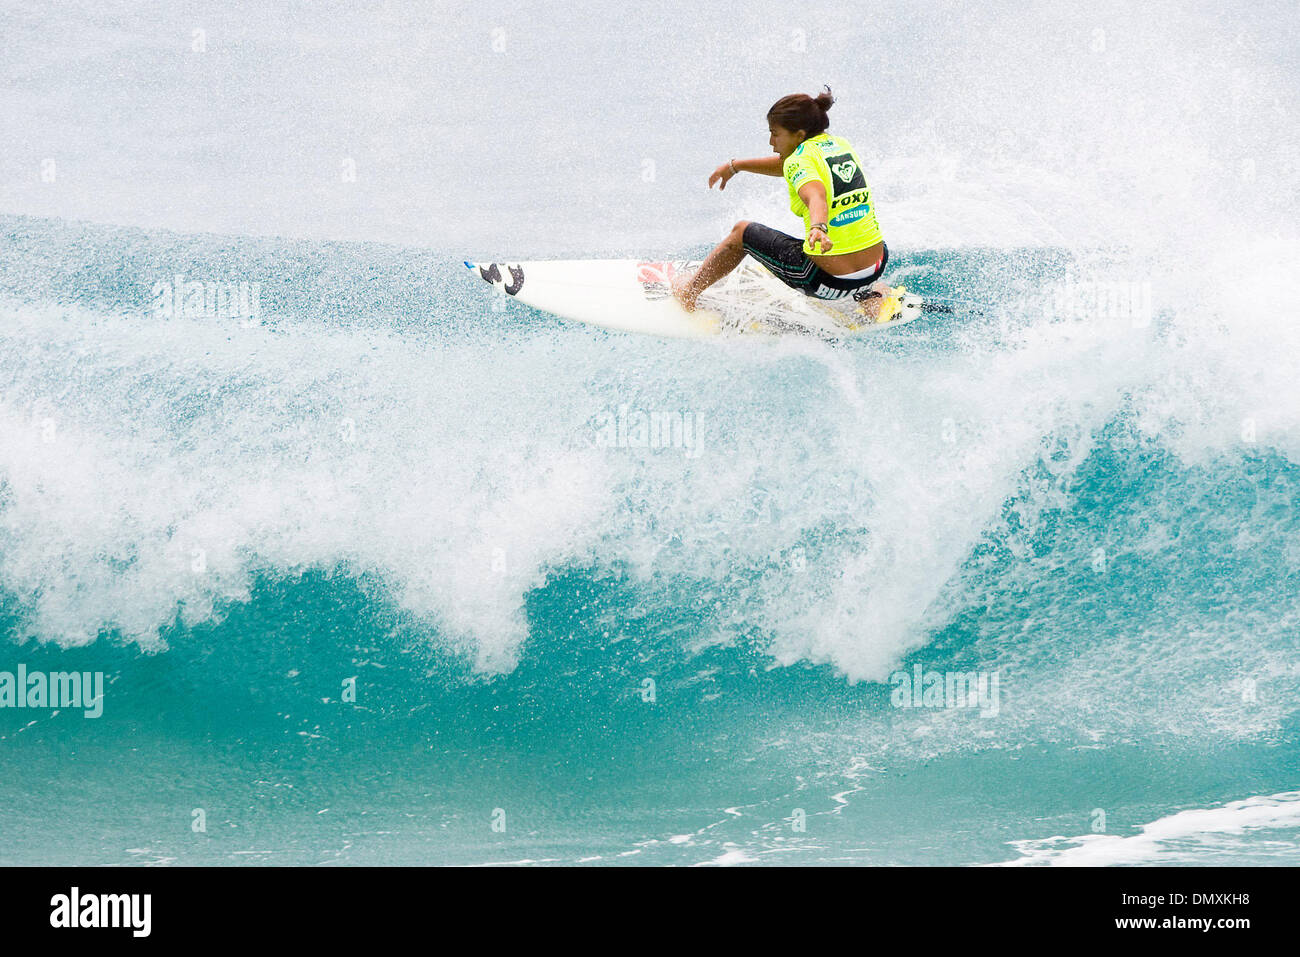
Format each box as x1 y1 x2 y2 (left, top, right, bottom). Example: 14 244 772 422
766 85 834 138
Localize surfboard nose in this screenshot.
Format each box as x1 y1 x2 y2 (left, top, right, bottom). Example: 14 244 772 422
465 261 496 287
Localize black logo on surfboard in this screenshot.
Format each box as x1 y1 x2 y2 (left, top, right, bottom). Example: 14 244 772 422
479 263 525 296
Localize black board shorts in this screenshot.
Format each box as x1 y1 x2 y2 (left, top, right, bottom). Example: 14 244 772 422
742 222 888 301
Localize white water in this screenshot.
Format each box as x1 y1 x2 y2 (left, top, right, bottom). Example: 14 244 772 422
1 0 1299 691
1001 791 1300 866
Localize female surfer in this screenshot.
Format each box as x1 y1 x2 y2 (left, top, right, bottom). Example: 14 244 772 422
673 87 895 320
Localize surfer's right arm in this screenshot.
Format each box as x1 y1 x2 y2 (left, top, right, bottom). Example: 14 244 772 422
709 155 784 189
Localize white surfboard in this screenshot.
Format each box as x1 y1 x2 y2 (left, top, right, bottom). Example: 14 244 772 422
463 258 926 340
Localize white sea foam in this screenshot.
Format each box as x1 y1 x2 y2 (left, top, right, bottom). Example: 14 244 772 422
1 0 1297 702
998 791 1300 866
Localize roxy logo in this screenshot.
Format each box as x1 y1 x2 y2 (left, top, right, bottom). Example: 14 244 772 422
825 153 865 192
889 665 1001 717
0 665 103 718
830 189 869 210
50 887 150 937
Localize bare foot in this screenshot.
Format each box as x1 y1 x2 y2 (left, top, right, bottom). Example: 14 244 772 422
855 282 897 322
671 272 699 313
853 288 883 321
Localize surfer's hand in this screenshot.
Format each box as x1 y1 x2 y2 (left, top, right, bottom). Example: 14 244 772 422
809 227 832 253
709 163 735 190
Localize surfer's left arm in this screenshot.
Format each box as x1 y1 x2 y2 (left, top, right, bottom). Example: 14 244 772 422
798 182 833 253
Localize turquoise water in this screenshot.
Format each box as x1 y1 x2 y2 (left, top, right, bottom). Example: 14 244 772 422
2 215 1299 865
3 0 1299 866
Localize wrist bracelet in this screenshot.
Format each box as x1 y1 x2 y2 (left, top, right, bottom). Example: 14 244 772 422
730 158 738 175
811 222 829 232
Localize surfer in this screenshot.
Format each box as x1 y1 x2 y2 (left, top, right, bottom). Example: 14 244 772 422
673 87 895 320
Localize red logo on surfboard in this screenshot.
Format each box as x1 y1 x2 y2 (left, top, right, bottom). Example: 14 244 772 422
636 261 676 285
637 261 694 301
636 261 677 301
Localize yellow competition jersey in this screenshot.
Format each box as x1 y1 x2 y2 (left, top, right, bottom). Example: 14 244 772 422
783 132 883 256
